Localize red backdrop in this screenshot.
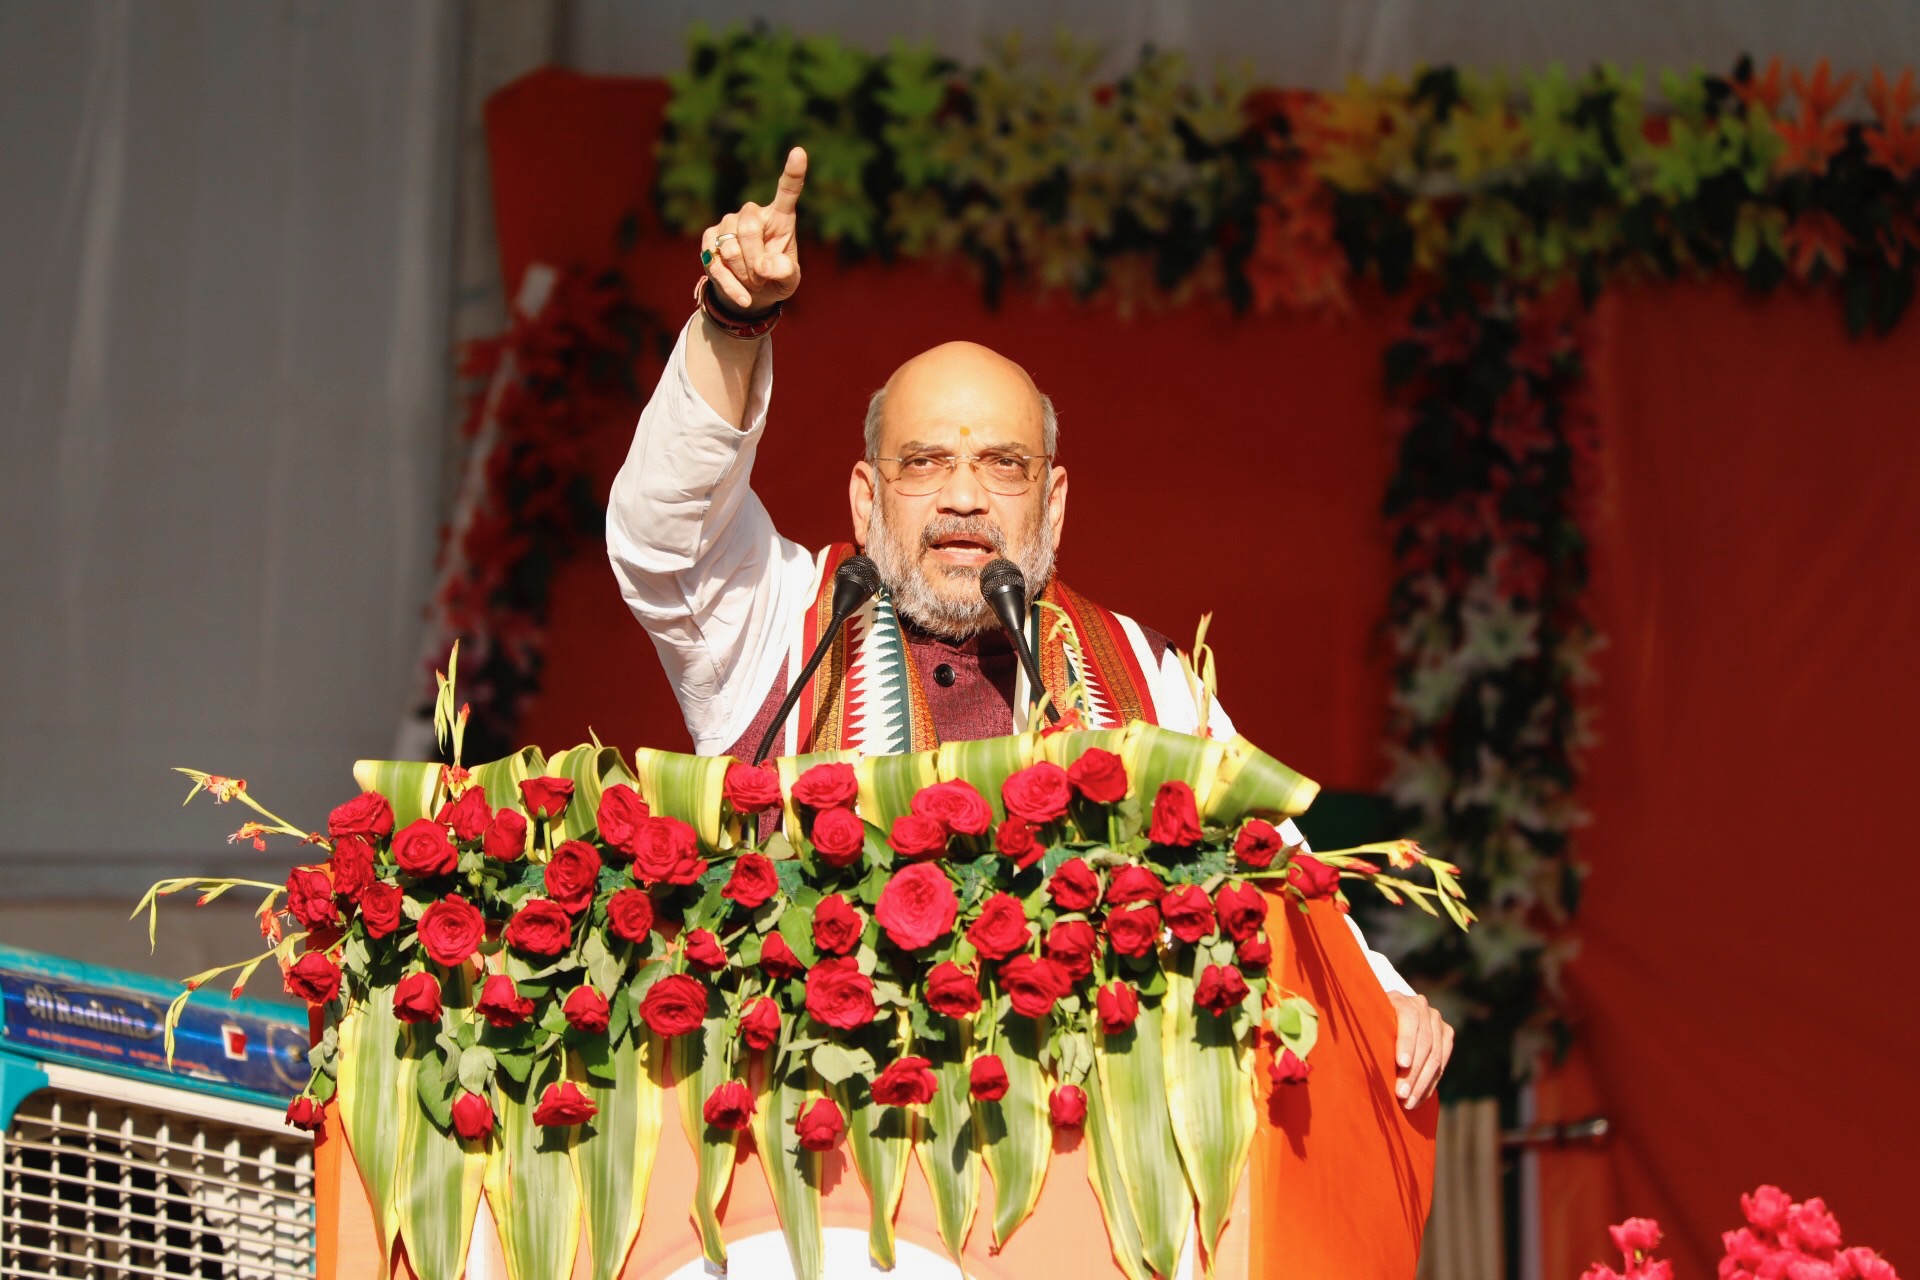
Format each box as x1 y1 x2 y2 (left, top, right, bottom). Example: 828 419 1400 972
487 69 1920 1272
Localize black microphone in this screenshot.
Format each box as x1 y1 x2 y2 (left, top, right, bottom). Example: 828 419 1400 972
979 558 1060 724
752 555 883 764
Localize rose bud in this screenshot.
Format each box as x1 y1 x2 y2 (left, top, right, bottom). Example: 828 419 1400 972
758 930 806 978
1105 865 1166 906
594 783 649 855
965 893 1032 961
969 1054 1010 1102
925 961 982 1018
811 894 863 955
999 955 1069 1018
284 952 342 1005
563 984 611 1034
1233 818 1284 868
606 887 655 944
544 840 603 916
639 973 709 1038
1049 1084 1088 1128
392 818 457 878
1044 919 1099 982
1001 762 1071 825
328 791 394 842
683 928 726 971
887 814 949 861
910 780 993 836
482 809 529 861
1270 1048 1311 1086
1214 882 1269 942
504 898 573 957
870 1056 938 1107
723 761 782 814
630 815 707 885
451 1090 495 1141
721 852 780 910
358 882 404 939
1237 934 1273 968
284 1096 324 1132
804 957 878 1030
703 1080 755 1131
418 895 486 967
392 971 442 1024
995 817 1042 868
794 1098 845 1152
1286 854 1341 901
286 867 338 930
1048 857 1100 912
437 787 492 844
518 776 574 821
1161 885 1217 945
532 1080 598 1127
739 996 780 1051
1096 981 1140 1035
808 806 867 868
874 863 959 951
476 973 533 1028
791 762 858 809
1066 748 1129 804
1194 964 1250 1016
1147 780 1203 847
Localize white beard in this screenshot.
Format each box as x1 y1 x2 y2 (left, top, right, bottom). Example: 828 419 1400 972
865 492 1056 640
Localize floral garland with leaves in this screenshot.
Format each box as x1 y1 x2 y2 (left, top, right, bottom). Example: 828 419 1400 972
657 31 1920 1093
141 656 1468 1280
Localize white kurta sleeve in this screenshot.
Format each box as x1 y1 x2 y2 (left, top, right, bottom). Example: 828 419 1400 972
605 317 816 754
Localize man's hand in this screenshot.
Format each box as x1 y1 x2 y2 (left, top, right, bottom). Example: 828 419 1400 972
1386 991 1453 1110
702 146 807 313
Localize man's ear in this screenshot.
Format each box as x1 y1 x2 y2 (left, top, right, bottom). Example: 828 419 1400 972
850 461 876 549
1046 463 1069 552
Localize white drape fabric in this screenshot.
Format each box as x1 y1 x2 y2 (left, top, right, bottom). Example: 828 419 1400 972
0 0 460 873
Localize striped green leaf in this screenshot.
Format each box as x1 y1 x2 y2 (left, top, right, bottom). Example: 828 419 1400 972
1082 1044 1153 1280
471 747 547 816
1095 1004 1192 1278
333 995 407 1274
913 1033 979 1264
934 733 1039 826
1163 964 1257 1271
974 1014 1051 1248
1035 727 1130 771
485 1053 581 1279
636 746 736 853
854 749 940 827
544 744 628 845
670 1008 740 1268
1201 734 1320 825
775 748 862 849
392 974 486 1280
350 760 442 827
1119 723 1226 815
749 1053 826 1280
832 1077 911 1269
572 1030 664 1280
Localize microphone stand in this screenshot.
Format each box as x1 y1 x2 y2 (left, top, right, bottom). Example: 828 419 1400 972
751 556 881 764
979 558 1061 725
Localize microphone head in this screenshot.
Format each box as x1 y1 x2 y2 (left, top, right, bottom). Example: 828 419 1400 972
978 557 1026 603
830 554 883 618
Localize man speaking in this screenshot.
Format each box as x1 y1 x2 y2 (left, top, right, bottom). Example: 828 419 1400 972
607 147 1453 1108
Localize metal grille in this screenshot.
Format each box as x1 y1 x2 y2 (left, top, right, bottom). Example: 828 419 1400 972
1 1083 315 1278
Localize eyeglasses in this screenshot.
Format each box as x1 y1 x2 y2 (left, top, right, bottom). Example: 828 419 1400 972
871 450 1051 497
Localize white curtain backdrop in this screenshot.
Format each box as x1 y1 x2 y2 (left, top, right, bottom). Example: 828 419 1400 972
0 0 460 885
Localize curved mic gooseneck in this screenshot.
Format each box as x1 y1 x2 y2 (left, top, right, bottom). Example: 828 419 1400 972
979 558 1061 724
751 555 882 764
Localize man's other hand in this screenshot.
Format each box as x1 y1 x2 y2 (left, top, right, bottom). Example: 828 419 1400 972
1386 991 1453 1110
703 146 807 313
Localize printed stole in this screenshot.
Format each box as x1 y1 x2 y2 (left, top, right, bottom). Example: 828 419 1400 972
782 542 1158 756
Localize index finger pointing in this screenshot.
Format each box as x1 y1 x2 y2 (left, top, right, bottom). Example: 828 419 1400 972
770 146 808 214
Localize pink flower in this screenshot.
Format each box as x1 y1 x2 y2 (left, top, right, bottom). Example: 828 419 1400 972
1609 1218 1662 1257
1786 1198 1843 1253
1742 1185 1794 1235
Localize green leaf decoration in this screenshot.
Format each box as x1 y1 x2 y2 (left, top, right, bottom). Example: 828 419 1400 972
671 1008 740 1268
935 732 1039 825
1162 964 1258 1271
913 1033 980 1264
975 1014 1052 1248
1119 722 1225 814
1082 1049 1154 1280
352 759 442 827
485 1053 581 1280
545 744 627 845
634 745 733 852
749 1052 827 1280
1201 734 1321 825
775 747 862 846
333 997 407 1274
392 975 486 1280
471 748 546 817
1094 1003 1192 1278
831 1075 912 1269
1036 726 1130 771
855 749 940 827
572 1030 665 1280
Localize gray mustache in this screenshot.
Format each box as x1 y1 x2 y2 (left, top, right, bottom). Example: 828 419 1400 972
919 517 1006 554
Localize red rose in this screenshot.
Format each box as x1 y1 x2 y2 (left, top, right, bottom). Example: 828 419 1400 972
739 996 780 1050
1233 818 1284 868
1270 1047 1311 1086
969 1054 1010 1101
808 806 866 868
721 852 780 909
966 893 1032 960
999 955 1068 1018
759 930 805 978
1049 1084 1088 1128
392 971 442 1023
925 961 982 1018
286 867 338 930
1287 854 1341 900
1194 964 1250 1015
483 809 529 861
595 783 649 854
564 984 611 1033
419 895 485 967
870 1056 938 1107
329 837 376 903
1238 934 1273 967
910 780 992 836
606 887 655 944
284 951 341 1004
451 1090 494 1140
703 1080 755 1130
1044 919 1099 982
285 1096 324 1132
437 787 492 843
1001 762 1072 825
1105 865 1166 906
887 814 949 861
630 815 707 885
791 762 858 809
1106 904 1162 958
1048 858 1099 912
519 776 574 821
874 863 958 951
1214 882 1269 942
795 1098 845 1152
639 973 709 1037
805 957 877 1030
723 762 783 813
812 895 863 955
476 973 533 1028
392 818 456 878
1161 884 1216 944
328 792 394 841
1067 748 1129 804
1148 780 1203 846
358 882 403 939
995 818 1042 868
533 1080 598 1126
504 898 573 957
545 840 603 915
683 928 726 971
1096 981 1139 1034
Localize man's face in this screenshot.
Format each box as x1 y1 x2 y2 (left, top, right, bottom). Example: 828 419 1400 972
850 346 1068 638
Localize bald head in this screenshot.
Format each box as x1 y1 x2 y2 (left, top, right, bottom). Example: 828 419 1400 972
863 341 1056 460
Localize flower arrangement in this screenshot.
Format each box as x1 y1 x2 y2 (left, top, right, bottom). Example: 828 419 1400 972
141 657 1469 1280
1582 1188 1899 1280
